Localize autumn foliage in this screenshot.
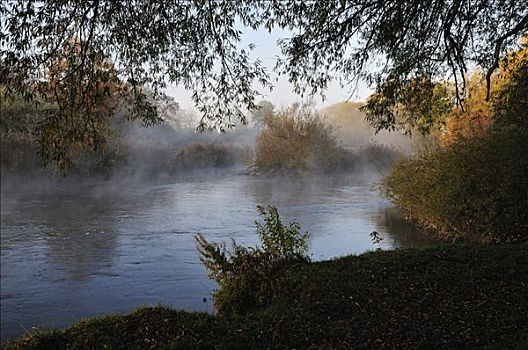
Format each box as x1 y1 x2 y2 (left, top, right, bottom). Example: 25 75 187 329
253 103 344 174
381 45 528 243
441 46 528 144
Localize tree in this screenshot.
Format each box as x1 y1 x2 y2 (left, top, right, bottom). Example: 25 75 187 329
364 77 452 135
441 72 497 145
2 33 160 169
2 1 270 168
249 100 275 127
1 1 526 168
254 102 343 174
491 42 528 130
267 1 526 129
361 43 528 139
379 44 528 243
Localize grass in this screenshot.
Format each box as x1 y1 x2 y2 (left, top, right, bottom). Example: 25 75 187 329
4 243 528 349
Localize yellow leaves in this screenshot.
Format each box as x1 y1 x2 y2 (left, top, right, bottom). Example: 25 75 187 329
441 73 493 145
441 47 528 145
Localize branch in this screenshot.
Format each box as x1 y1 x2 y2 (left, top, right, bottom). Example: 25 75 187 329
485 14 528 101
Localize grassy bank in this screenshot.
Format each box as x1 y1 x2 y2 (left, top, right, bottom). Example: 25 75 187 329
5 244 528 349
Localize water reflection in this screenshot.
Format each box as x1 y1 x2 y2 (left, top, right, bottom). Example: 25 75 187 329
3 186 134 281
373 207 440 248
1 175 437 343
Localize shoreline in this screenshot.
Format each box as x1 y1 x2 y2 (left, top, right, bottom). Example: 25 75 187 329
4 243 527 349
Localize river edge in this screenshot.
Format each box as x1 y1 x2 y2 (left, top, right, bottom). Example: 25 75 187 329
4 243 527 349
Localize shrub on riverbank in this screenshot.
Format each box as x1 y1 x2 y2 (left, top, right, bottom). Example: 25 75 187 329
246 103 401 176
381 47 528 243
0 92 246 176
0 127 244 177
5 244 528 349
0 132 41 173
355 142 400 172
0 131 127 177
196 206 309 316
0 96 44 174
381 127 528 242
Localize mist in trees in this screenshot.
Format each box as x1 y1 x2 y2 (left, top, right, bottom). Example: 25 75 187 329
2 1 526 169
1 0 526 240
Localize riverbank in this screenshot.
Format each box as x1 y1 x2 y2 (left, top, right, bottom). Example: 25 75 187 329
4 244 527 349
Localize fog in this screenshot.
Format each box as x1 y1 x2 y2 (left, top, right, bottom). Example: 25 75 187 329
0 99 440 343
2 99 417 183
108 100 414 180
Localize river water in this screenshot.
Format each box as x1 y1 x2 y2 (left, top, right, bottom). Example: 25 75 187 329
0 173 436 342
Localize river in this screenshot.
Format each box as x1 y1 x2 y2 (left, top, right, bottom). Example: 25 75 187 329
0 173 436 342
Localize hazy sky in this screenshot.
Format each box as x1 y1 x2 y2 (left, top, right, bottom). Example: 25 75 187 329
166 26 372 110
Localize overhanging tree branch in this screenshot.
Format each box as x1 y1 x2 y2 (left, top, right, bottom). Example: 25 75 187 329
485 14 528 101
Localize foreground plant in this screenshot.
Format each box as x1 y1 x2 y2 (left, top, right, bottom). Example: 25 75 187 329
196 205 309 315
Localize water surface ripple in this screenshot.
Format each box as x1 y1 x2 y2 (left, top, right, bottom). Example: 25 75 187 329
1 174 436 342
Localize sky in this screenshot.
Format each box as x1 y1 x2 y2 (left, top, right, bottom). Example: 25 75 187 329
165 26 372 110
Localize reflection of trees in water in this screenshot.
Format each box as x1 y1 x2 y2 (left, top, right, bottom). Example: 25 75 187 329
42 201 119 282
44 195 127 281
246 178 313 205
247 179 269 203
41 180 181 281
3 181 153 282
374 207 440 248
245 175 365 206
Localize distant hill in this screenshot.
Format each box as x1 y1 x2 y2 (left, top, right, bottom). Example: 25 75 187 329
321 101 413 152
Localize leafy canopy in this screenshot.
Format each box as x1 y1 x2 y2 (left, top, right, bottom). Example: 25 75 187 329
1 1 526 167
380 49 528 243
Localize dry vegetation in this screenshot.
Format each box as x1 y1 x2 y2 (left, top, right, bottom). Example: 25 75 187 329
253 103 345 174
173 142 239 170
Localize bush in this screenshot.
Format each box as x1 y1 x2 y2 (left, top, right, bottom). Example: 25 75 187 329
0 94 44 134
356 142 400 172
253 103 344 174
195 206 310 316
491 46 528 131
0 132 41 173
173 142 238 170
0 130 127 176
0 94 45 173
381 45 527 243
67 141 127 177
381 127 528 243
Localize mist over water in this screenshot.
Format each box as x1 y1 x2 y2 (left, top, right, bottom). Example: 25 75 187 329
0 172 438 342
0 102 437 343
